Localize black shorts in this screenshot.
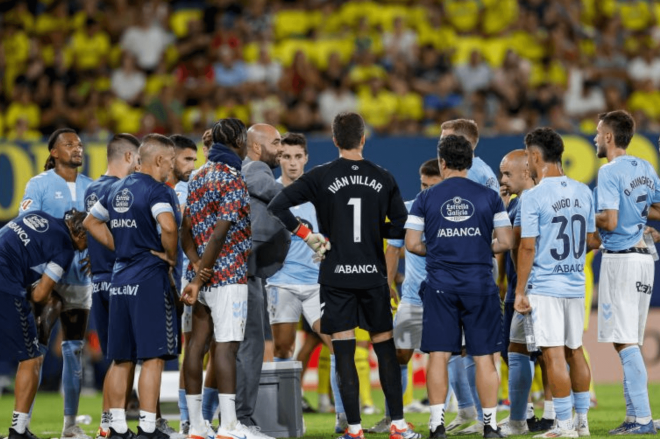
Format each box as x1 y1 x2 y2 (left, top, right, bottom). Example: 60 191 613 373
320 284 393 335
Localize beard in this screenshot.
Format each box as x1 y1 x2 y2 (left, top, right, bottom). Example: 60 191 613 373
596 143 607 159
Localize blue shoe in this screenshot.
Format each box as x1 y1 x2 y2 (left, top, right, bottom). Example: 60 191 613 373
610 422 634 435
337 430 365 439
617 421 657 435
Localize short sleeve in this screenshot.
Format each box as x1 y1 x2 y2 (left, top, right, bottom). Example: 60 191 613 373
20 178 42 212
90 197 110 222
596 166 620 211
405 193 425 231
520 191 540 238
214 174 249 223
492 195 510 228
150 185 175 221
651 166 660 204
586 190 596 233
45 242 74 283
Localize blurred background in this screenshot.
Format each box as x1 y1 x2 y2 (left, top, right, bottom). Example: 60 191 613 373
2 0 660 395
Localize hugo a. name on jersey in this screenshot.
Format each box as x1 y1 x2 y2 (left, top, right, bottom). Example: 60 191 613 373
520 176 595 298
283 158 408 288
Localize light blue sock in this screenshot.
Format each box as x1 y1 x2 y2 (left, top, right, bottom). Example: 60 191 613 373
508 353 533 422
554 395 573 422
330 355 345 415
274 357 293 362
624 378 635 418
202 387 219 422
61 340 84 417
464 355 482 421
178 389 189 423
28 344 48 420
574 391 590 415
620 346 651 418
448 355 474 410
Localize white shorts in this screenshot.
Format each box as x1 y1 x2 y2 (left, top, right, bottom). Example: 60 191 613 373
199 284 248 343
509 311 526 345
54 283 93 311
529 294 584 349
393 302 423 350
598 252 653 345
265 283 321 326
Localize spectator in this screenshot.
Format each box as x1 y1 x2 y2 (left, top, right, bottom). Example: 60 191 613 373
245 46 282 86
111 53 146 103
454 50 492 96
69 18 110 72
563 67 606 120
318 79 358 128
214 46 247 88
627 44 660 88
120 7 173 72
382 16 418 66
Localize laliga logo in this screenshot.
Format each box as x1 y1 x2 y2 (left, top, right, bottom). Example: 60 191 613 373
113 188 134 213
22 214 49 233
441 196 475 222
85 193 98 213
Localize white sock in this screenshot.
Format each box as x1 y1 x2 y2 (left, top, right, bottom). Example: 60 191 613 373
11 411 29 434
458 405 477 420
391 419 407 430
101 411 111 431
527 403 535 419
219 394 238 431
543 400 555 420
186 394 205 435
625 415 636 423
348 424 362 434
483 407 498 429
139 410 157 434
429 404 445 430
637 416 652 425
64 415 76 429
577 413 588 423
109 408 128 434
557 418 572 430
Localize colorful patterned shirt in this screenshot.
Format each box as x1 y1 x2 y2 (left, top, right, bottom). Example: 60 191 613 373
185 161 251 286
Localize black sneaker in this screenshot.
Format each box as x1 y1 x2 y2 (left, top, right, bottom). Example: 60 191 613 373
9 429 41 439
135 427 169 439
429 425 446 439
483 425 506 438
302 396 318 413
107 428 137 439
527 417 554 433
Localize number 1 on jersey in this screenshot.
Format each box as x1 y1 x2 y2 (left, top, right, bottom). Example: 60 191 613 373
348 198 362 242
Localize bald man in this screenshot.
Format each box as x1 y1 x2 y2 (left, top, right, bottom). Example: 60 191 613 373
84 134 180 439
237 124 289 431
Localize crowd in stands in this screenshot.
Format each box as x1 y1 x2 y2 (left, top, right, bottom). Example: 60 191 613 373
2 0 660 141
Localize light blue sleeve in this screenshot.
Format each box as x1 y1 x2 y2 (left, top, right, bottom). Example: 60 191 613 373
651 165 660 204
596 165 620 211
20 177 43 212
586 189 596 233
520 191 540 238
405 194 425 232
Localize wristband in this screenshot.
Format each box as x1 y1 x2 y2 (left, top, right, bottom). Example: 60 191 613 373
295 223 312 240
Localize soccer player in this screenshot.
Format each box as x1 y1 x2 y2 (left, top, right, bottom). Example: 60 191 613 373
239 123 286 430
593 110 660 435
269 112 419 439
84 134 140 439
515 127 597 438
405 135 512 439
179 118 270 439
438 119 499 435
369 159 442 434
264 132 347 431
20 128 93 439
1 209 88 439
84 134 179 439
498 149 554 435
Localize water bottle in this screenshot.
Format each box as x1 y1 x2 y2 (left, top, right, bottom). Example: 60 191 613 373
76 415 92 425
523 313 538 352
643 232 659 262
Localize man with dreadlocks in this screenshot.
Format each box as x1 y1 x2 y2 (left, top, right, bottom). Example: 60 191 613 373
19 128 93 439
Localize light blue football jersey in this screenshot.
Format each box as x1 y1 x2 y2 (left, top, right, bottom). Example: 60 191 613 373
20 169 93 286
388 200 425 306
520 176 595 298
468 156 500 193
596 155 660 251
267 201 320 285
175 180 190 279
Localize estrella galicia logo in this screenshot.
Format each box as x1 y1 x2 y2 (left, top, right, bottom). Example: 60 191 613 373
113 188 134 213
85 193 98 213
441 196 475 222
22 214 49 233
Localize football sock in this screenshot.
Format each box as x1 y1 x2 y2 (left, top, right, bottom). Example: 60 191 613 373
333 339 361 425
620 346 651 423
61 340 84 423
373 338 403 421
508 353 533 422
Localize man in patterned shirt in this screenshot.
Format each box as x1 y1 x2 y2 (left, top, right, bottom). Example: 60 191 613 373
180 119 271 439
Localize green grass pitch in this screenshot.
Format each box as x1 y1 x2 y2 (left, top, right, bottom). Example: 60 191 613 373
1 385 659 438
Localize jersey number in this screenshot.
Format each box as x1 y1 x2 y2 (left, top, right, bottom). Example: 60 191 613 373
348 198 362 242
637 194 649 231
550 214 586 261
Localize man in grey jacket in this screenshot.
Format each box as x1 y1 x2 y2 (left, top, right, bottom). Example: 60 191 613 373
237 123 289 431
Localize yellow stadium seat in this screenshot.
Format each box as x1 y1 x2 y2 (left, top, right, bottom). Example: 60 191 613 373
169 9 203 38
444 0 481 33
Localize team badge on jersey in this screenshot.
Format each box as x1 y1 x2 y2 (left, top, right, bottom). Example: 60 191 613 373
441 197 475 222
85 193 99 213
21 199 33 211
113 188 134 213
22 214 50 233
